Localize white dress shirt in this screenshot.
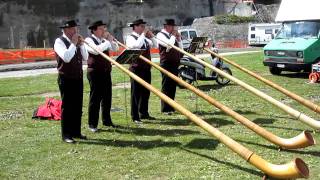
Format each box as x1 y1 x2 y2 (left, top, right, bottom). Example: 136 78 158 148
54 33 88 63
156 29 183 52
85 34 119 55
125 31 158 49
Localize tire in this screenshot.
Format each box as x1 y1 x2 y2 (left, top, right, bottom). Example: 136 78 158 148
178 67 194 84
216 68 232 85
269 67 282 75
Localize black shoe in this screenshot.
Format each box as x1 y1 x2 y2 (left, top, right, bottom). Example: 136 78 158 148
103 122 117 128
140 115 156 120
63 138 75 143
163 111 173 115
89 127 98 133
133 119 143 124
73 134 87 140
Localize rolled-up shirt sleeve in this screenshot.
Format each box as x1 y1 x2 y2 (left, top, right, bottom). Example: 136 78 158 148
109 40 119 52
156 33 177 52
146 37 158 48
79 44 88 61
54 38 77 63
126 34 147 49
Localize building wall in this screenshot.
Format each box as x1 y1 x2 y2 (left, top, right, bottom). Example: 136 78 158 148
0 0 257 48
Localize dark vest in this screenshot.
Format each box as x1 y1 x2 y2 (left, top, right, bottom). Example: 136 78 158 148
55 36 83 79
87 36 111 73
129 34 152 71
158 32 182 68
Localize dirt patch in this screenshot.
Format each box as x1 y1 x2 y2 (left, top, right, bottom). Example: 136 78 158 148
38 92 60 97
0 111 24 121
113 82 131 89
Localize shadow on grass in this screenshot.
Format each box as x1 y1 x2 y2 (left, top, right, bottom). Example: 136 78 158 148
252 118 276 125
184 138 220 150
181 147 263 177
98 126 198 136
78 138 181 149
193 110 258 116
279 72 309 79
203 117 235 127
144 117 234 127
195 83 237 92
260 124 304 132
142 118 193 126
236 139 320 157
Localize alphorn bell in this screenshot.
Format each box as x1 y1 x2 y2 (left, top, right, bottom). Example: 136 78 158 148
204 47 320 114
83 40 309 179
115 40 315 149
155 36 320 130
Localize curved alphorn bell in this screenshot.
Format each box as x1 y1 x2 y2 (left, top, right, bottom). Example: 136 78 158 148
83 40 309 179
155 37 320 130
116 40 315 149
204 47 320 114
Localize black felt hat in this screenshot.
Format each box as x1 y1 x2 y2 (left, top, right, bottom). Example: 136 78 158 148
59 20 79 28
129 19 147 27
88 20 107 30
163 19 176 26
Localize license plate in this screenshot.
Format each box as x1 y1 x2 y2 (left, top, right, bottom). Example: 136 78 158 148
277 64 285 68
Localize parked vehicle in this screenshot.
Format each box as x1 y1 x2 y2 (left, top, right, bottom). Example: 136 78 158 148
178 45 232 85
178 28 199 50
248 23 281 46
263 0 320 75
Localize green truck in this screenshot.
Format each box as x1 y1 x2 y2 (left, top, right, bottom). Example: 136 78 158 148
263 0 320 75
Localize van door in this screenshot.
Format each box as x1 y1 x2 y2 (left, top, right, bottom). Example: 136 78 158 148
181 31 190 49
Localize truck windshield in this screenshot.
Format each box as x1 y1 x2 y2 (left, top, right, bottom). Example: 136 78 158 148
276 21 320 39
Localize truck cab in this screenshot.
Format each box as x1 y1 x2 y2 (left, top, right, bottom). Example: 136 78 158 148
178 28 198 50
263 0 320 75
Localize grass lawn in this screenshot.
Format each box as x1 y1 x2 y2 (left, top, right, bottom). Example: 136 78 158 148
0 52 319 179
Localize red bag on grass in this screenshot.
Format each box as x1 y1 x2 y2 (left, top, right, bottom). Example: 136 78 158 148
32 98 62 121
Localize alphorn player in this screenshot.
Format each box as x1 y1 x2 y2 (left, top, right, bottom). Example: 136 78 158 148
126 19 158 123
156 19 183 115
54 20 89 143
85 20 119 132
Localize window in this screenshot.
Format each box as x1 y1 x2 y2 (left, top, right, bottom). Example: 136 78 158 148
181 31 188 40
251 34 255 38
265 29 272 34
251 26 255 31
189 31 197 39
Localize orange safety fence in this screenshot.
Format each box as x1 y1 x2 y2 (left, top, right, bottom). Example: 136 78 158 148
215 39 248 49
0 47 160 65
0 40 247 65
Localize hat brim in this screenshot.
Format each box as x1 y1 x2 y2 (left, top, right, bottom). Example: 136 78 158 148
163 23 177 26
88 23 107 30
129 22 147 27
59 24 80 29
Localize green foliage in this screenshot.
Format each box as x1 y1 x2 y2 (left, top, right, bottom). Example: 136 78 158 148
215 14 255 24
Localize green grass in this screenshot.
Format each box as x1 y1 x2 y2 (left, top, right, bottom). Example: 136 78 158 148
0 52 319 179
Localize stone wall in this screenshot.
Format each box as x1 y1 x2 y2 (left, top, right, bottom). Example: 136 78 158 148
0 0 276 49
191 16 248 43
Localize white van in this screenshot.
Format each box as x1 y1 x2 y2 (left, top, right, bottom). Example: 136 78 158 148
248 23 281 46
178 28 198 50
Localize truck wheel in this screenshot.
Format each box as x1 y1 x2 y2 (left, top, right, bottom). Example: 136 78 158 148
269 67 282 75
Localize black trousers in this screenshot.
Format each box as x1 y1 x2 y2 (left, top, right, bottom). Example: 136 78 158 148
130 69 151 120
58 75 83 139
160 63 178 113
87 71 112 128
